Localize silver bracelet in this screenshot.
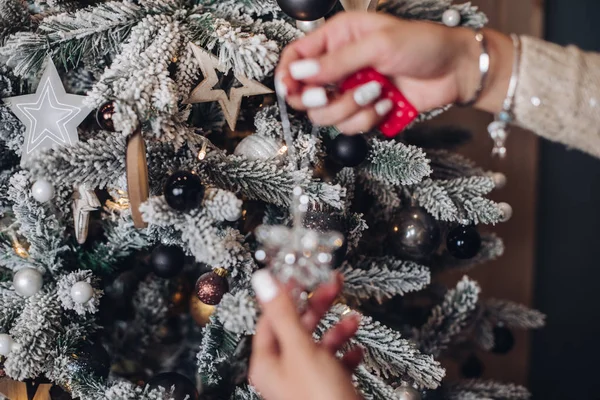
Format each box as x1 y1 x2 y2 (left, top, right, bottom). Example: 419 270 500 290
487 33 521 158
457 30 490 107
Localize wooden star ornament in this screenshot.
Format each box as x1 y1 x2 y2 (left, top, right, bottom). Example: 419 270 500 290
0 377 51 400
185 44 273 131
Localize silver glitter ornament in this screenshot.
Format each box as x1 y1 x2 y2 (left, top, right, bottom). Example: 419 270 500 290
255 187 344 291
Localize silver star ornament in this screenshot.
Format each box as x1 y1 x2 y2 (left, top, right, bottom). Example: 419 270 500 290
3 57 93 167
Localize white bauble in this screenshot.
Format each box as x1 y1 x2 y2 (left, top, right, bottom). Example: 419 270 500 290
71 281 94 304
491 172 507 189
498 202 513 222
31 179 55 203
234 135 284 161
13 267 43 297
394 385 422 400
0 333 14 356
442 9 461 27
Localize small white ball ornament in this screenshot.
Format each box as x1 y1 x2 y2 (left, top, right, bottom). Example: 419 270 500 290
234 135 284 161
498 202 513 222
71 281 94 304
0 333 15 356
394 384 422 400
13 267 43 297
31 179 55 203
491 172 507 189
442 9 461 27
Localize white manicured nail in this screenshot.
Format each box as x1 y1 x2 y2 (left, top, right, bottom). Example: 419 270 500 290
252 270 279 303
374 99 394 116
290 59 320 80
302 87 328 108
275 74 288 98
354 81 382 106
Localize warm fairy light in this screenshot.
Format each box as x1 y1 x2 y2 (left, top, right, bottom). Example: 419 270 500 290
197 149 206 160
12 238 29 258
106 189 130 211
278 145 288 155
7 230 29 258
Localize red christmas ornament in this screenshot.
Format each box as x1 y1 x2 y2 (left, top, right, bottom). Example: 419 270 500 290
340 68 418 138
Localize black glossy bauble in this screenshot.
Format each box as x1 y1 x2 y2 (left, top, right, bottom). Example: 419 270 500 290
67 342 111 379
390 207 441 260
460 354 484 379
96 102 116 132
151 245 185 279
164 171 205 212
329 134 368 167
276 0 337 21
446 225 481 259
195 270 229 305
303 211 348 268
492 326 515 354
146 372 199 400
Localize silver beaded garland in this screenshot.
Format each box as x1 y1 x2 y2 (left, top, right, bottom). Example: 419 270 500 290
13 267 43 297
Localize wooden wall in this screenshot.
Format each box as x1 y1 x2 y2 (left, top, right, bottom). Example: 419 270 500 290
431 0 543 385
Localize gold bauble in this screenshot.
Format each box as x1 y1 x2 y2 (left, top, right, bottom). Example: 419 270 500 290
189 296 216 327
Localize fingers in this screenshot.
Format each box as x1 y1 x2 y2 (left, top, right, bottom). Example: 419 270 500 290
335 98 394 134
251 270 314 351
320 313 361 354
300 273 343 332
341 347 364 372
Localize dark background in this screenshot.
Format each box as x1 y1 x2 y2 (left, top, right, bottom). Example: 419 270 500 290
531 0 600 398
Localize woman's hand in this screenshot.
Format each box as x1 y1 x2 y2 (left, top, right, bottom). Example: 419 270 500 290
249 270 363 400
276 12 513 134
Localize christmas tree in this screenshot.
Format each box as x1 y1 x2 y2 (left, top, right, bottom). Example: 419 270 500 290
0 0 545 399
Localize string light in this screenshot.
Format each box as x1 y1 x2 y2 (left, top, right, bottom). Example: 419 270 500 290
106 189 130 211
278 145 288 155
197 138 208 160
7 230 29 258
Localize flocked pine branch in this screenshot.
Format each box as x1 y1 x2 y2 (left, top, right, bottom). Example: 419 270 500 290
360 138 432 187
413 177 503 224
381 0 488 28
445 380 530 400
0 282 25 329
4 287 63 380
0 0 30 45
217 289 258 334
483 299 546 329
340 257 430 303
0 2 145 77
8 172 69 274
320 304 445 389
427 150 485 180
416 276 480 357
201 153 345 209
353 365 398 400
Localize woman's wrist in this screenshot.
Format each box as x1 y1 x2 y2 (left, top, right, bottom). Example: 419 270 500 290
453 28 514 114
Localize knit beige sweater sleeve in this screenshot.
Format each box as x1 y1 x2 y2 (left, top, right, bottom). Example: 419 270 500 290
514 36 600 157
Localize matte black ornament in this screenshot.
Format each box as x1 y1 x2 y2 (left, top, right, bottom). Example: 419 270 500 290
329 134 368 167
446 225 481 259
492 326 515 354
164 171 205 212
96 102 116 132
460 354 484 379
67 342 111 380
276 0 337 21
195 269 229 305
151 245 185 279
146 372 199 400
390 207 441 260
303 211 348 268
